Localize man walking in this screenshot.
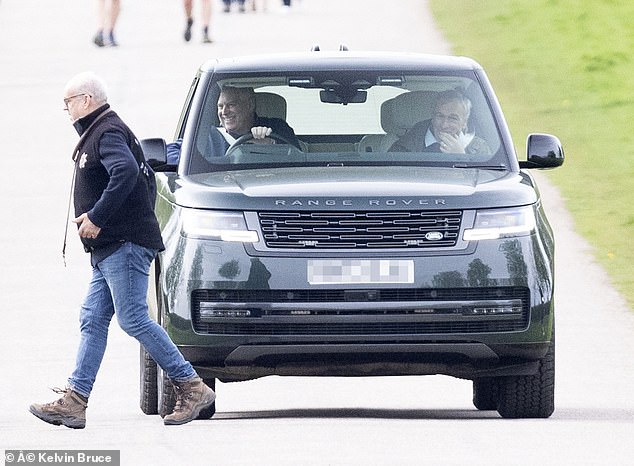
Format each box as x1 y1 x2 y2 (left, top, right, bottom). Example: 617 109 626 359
29 72 215 428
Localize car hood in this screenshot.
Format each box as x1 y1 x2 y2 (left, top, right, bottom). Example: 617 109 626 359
172 166 537 210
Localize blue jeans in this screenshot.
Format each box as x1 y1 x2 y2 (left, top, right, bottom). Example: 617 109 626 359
68 242 196 398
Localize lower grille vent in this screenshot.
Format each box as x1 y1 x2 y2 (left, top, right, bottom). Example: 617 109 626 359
192 287 530 335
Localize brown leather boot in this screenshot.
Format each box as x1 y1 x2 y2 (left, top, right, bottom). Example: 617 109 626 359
29 387 88 429
163 377 215 425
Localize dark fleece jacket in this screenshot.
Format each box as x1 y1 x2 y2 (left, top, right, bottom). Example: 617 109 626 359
72 105 164 264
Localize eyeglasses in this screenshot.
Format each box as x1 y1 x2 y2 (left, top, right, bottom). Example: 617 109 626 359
63 93 89 111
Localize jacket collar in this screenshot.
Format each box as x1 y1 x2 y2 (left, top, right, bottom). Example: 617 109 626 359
73 104 111 136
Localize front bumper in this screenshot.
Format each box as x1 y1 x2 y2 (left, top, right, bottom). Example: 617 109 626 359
157 232 554 382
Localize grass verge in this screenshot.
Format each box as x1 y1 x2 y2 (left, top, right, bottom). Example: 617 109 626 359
430 0 634 310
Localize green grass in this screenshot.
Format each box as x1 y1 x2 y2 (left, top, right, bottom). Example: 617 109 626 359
430 0 634 310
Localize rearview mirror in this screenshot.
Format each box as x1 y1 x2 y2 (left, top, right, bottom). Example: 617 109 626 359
320 89 367 105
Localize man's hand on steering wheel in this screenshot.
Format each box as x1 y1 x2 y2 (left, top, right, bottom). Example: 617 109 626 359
251 126 275 144
226 131 300 157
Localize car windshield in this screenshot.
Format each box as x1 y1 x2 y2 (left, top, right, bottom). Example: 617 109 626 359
183 70 509 175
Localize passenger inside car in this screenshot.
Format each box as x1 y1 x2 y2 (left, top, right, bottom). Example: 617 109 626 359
389 89 491 155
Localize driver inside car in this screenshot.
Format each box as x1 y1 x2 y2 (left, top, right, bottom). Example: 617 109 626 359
166 85 299 164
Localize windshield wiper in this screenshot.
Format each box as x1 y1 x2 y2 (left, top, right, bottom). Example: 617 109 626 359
452 163 507 170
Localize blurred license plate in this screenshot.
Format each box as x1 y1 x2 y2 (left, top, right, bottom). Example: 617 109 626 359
307 259 414 285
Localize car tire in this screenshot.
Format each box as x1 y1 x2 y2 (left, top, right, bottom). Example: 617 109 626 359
197 378 217 419
158 368 176 418
139 345 158 415
496 335 555 419
472 377 499 411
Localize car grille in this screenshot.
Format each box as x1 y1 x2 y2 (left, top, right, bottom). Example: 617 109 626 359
257 210 462 249
192 287 530 335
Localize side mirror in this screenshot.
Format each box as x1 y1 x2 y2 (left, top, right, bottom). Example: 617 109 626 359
519 133 564 169
140 138 174 171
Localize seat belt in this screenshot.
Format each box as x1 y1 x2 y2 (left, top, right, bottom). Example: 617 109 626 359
217 127 236 145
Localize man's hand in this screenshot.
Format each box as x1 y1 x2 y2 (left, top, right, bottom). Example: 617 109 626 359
437 132 466 154
251 126 275 144
73 213 101 239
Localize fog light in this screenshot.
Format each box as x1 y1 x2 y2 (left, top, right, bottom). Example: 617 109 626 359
199 303 253 319
466 306 522 315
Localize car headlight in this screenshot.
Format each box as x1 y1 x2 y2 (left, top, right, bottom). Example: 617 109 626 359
181 209 259 242
463 206 536 241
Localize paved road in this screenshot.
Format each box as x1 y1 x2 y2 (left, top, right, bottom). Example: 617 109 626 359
1 1 633 465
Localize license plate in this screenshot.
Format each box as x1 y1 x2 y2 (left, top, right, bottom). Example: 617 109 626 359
307 259 414 285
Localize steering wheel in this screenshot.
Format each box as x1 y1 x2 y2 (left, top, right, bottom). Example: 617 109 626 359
225 132 301 157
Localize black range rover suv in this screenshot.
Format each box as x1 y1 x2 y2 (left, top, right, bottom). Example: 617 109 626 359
140 50 564 419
